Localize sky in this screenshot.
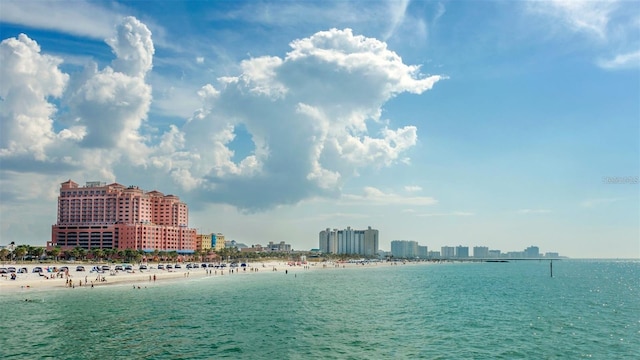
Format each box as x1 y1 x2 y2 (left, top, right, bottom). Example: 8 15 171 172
0 0 638 258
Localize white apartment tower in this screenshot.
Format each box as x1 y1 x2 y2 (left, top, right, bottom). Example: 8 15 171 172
319 226 379 256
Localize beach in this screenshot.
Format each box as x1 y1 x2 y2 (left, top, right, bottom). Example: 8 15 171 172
0 260 393 293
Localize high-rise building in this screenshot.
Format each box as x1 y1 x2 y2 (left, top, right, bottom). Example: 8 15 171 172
524 246 540 258
49 180 197 253
455 245 469 258
417 245 429 259
441 246 455 258
473 246 489 258
319 226 378 256
391 240 418 258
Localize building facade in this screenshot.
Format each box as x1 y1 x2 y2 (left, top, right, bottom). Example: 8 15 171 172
473 246 489 258
391 240 418 258
49 180 197 253
441 246 455 258
196 234 212 251
319 226 379 256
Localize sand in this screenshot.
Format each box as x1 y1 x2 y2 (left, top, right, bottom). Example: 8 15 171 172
0 260 393 293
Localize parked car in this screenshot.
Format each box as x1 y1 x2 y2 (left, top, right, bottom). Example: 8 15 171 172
101 265 110 271
201 263 208 268
166 264 173 269
186 264 193 269
32 267 43 273
157 264 165 270
124 264 133 271
18 267 28 273
174 264 182 269
193 264 200 268
114 265 124 271
76 266 85 271
139 265 148 270
8 267 16 273
0 268 8 274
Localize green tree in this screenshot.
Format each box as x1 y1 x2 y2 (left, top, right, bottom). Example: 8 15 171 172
48 247 61 261
0 248 9 261
32 247 45 260
14 246 28 261
91 248 105 262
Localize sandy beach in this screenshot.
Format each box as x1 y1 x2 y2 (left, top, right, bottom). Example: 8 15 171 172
0 260 396 293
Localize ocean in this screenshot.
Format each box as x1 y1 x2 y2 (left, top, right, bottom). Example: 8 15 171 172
1 260 638 359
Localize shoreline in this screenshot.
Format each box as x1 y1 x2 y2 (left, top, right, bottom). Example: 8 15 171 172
0 260 403 294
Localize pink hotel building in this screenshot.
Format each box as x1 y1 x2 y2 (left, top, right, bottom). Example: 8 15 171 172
48 180 197 253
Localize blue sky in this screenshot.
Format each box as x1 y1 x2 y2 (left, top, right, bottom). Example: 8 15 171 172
0 0 638 258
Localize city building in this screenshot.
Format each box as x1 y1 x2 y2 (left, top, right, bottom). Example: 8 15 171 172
196 234 212 252
212 233 225 251
524 246 540 258
441 246 455 258
455 245 469 258
390 240 428 259
428 250 441 258
49 180 197 253
319 226 379 256
417 245 429 259
473 246 489 258
266 241 292 252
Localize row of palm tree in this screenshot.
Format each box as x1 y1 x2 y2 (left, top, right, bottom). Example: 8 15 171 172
1 243 312 264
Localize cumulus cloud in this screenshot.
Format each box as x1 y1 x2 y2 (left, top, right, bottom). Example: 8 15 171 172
0 15 155 184
0 34 69 161
66 16 154 163
163 28 443 210
1 20 442 213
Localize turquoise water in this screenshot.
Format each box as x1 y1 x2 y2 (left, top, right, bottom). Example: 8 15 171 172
1 260 638 359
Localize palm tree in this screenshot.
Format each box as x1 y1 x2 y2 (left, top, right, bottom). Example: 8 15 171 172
91 248 104 262
168 251 178 262
32 247 45 260
48 247 61 262
0 248 9 261
103 248 114 261
15 246 28 262
77 247 87 261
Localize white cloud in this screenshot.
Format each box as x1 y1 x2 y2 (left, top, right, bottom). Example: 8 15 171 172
597 50 640 70
163 28 443 210
580 198 622 208
65 17 154 166
196 56 205 64
528 0 615 39
527 0 639 69
0 0 121 40
383 0 411 40
404 185 422 192
417 211 474 217
517 209 552 214
0 21 442 213
342 187 438 206
0 34 69 161
107 16 155 77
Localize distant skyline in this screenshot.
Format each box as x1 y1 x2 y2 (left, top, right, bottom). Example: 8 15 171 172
1 1 638 258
